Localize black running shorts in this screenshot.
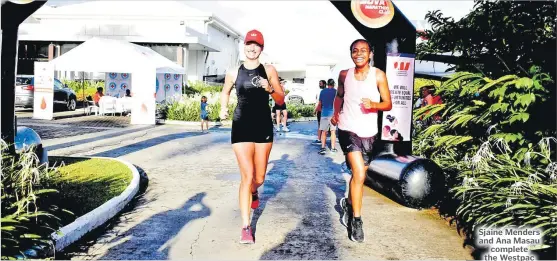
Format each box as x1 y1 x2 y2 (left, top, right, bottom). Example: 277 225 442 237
338 128 376 166
231 119 274 144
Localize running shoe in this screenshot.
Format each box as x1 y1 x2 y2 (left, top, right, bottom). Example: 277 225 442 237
240 226 255 244
319 148 327 155
282 126 290 132
331 148 338 153
350 217 365 243
340 197 352 227
274 125 281 132
251 191 259 209
313 139 321 144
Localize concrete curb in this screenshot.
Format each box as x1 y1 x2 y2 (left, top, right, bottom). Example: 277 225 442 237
160 117 317 126
50 156 141 252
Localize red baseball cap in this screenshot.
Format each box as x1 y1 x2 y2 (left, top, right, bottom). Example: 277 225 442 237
244 29 264 47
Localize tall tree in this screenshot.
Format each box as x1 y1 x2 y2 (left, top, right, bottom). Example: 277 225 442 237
417 0 556 80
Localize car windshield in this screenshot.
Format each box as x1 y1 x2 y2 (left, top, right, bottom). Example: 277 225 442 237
16 77 33 85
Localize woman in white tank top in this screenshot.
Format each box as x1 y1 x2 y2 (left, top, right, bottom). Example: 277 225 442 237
330 39 392 243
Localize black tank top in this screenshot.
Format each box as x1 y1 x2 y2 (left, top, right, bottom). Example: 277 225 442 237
233 64 272 122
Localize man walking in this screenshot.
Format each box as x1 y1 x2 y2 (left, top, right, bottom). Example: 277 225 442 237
317 79 338 155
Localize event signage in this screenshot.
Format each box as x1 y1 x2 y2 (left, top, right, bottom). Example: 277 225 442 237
156 73 182 103
351 0 395 28
381 53 415 142
105 73 131 98
32 62 54 120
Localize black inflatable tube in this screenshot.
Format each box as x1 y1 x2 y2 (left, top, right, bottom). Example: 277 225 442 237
347 153 446 209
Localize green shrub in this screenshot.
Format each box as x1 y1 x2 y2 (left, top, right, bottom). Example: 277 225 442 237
165 91 318 121
166 92 235 121
286 104 315 119
186 81 223 95
413 69 556 251
1 142 61 259
62 80 103 102
449 138 556 250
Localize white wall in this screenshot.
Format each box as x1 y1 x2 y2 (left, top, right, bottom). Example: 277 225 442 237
187 50 204 82
186 24 240 83
305 65 333 90
205 25 240 77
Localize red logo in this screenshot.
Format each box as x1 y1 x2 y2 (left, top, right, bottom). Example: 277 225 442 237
394 61 411 71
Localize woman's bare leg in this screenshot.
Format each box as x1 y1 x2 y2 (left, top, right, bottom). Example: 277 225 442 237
232 142 256 227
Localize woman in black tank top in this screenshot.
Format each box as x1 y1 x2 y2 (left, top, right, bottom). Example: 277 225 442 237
219 29 285 244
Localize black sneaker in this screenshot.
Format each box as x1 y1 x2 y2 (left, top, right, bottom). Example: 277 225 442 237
350 217 365 243
313 139 321 144
340 198 351 227
319 148 327 155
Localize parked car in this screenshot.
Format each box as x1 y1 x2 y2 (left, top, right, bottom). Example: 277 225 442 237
15 75 78 111
284 83 319 105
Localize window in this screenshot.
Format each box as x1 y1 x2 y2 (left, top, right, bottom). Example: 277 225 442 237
16 77 32 85
54 79 64 90
293 78 305 84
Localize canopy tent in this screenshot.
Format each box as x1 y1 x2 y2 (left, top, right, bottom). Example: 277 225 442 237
49 37 185 74
47 37 186 125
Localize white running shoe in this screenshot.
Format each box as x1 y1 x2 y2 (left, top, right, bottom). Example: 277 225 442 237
282 126 290 132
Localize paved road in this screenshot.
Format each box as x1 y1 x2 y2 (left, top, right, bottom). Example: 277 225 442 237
35 120 472 260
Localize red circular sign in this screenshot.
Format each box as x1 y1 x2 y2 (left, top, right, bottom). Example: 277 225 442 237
351 0 395 29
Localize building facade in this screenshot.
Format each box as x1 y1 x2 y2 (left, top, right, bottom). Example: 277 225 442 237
17 1 243 83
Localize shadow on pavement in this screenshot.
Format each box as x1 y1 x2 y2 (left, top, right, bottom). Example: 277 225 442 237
92 131 207 158
45 125 155 151
250 154 294 235
98 192 211 260
259 145 346 260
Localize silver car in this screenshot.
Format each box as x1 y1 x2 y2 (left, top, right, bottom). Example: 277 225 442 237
15 75 78 111
15 75 34 108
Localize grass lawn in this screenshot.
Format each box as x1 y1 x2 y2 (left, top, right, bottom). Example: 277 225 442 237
46 157 133 226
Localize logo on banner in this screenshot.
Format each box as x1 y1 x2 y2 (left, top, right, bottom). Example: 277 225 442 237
394 61 411 76
121 73 129 79
351 0 395 28
174 74 180 80
164 84 171 92
109 82 117 90
120 83 128 90
40 97 47 110
165 73 171 80
109 73 118 79
174 84 180 92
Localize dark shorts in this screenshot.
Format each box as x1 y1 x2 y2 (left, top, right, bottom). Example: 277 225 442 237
201 113 209 121
338 128 377 166
273 102 287 111
231 119 274 144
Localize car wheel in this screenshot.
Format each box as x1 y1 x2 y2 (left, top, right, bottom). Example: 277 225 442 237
67 98 77 111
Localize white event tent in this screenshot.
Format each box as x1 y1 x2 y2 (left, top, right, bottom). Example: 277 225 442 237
48 37 186 124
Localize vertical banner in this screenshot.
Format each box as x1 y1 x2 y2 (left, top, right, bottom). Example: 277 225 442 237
33 62 54 120
381 53 414 142
131 68 156 125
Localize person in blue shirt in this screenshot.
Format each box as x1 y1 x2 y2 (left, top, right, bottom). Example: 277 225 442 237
200 96 209 133
316 79 338 155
